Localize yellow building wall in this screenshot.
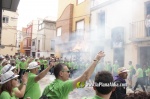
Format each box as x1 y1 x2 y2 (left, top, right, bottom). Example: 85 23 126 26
58 0 91 31
57 0 91 58
72 0 91 31
0 10 18 55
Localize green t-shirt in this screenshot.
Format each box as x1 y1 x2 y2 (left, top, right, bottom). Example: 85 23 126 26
24 73 41 99
112 64 119 73
0 91 16 99
129 65 134 71
82 95 104 99
137 68 143 78
44 60 48 69
0 65 3 74
40 59 44 65
145 68 150 76
42 79 73 99
19 62 27 69
12 87 19 99
16 59 20 65
104 64 111 72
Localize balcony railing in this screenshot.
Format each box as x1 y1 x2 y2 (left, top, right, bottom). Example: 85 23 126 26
130 20 150 41
91 0 119 9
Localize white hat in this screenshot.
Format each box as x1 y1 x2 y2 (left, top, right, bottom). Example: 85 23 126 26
28 62 39 69
118 67 129 74
1 64 16 74
21 58 26 61
35 57 39 60
0 71 19 84
0 55 5 58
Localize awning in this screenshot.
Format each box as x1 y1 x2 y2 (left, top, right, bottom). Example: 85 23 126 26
2 0 20 12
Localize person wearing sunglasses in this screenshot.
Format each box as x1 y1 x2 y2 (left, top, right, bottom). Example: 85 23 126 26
0 64 28 99
0 71 19 99
42 51 105 99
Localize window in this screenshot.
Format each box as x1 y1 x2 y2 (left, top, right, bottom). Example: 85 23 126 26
23 39 27 47
98 12 105 26
57 27 62 36
51 40 55 51
3 16 9 23
28 38 31 47
32 41 35 46
27 28 31 36
38 20 44 30
38 40 40 50
77 0 85 4
76 20 84 31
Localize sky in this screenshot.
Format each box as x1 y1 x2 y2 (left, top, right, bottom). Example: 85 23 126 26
17 0 58 30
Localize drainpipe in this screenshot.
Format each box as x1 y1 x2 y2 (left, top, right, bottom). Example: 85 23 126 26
0 0 2 45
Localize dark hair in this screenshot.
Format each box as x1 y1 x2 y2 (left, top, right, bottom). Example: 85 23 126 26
0 80 13 96
125 91 150 99
129 61 132 64
94 71 114 94
136 64 140 68
54 63 66 78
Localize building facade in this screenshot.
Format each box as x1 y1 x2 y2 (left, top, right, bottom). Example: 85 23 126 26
56 0 91 60
90 0 150 68
35 19 56 58
0 10 18 55
0 0 20 46
22 24 32 56
16 30 23 55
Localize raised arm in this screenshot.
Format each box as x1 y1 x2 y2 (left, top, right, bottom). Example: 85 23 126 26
34 62 54 82
73 51 105 89
14 73 28 98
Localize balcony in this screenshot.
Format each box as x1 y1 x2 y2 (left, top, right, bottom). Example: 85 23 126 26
22 32 31 39
23 46 31 50
91 0 119 10
130 20 150 42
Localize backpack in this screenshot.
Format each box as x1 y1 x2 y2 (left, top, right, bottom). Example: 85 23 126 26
39 95 49 99
40 88 51 99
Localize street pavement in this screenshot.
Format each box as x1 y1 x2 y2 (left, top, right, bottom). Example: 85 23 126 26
39 73 150 99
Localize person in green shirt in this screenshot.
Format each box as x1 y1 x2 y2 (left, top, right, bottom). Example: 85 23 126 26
133 64 145 91
39 57 44 72
43 60 48 69
112 60 119 76
0 71 19 99
104 61 112 72
82 71 115 99
23 61 54 99
145 66 150 89
128 61 135 88
18 58 28 81
42 51 105 99
1 64 28 99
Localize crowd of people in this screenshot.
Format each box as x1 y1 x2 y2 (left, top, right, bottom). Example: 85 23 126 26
0 52 150 99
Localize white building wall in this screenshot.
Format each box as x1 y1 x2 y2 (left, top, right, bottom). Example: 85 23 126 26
91 0 134 67
32 20 38 39
35 20 56 58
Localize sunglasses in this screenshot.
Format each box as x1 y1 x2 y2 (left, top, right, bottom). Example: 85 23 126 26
62 70 70 73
